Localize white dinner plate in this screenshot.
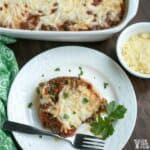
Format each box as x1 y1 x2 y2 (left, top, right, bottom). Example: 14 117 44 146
8 46 137 150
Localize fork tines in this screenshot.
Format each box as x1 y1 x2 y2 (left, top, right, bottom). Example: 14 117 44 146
74 134 104 150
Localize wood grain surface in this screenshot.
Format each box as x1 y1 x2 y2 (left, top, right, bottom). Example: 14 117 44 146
9 0 150 149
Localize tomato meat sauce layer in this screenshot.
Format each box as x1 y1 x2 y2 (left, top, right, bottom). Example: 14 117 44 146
38 77 107 137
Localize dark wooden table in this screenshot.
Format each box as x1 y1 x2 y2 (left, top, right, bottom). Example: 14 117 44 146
9 0 150 149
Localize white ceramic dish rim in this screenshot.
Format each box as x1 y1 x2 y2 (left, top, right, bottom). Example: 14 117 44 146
0 0 139 35
117 22 150 79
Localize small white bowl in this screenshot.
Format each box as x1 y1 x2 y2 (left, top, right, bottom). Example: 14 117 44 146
117 22 150 79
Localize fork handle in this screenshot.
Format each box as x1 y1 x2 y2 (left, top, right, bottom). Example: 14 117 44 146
3 120 63 140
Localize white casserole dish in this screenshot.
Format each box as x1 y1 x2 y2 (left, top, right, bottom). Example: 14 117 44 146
0 0 139 42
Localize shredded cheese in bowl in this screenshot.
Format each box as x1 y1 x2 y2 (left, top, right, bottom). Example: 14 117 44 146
122 33 150 74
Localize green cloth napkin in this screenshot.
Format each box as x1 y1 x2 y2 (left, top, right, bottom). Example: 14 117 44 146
0 35 18 150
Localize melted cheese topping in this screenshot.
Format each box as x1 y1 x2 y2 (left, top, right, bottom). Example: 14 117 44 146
122 33 150 74
39 78 106 133
0 0 125 31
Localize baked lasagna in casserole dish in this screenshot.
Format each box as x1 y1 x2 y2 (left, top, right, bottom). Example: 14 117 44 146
38 77 107 137
0 0 125 31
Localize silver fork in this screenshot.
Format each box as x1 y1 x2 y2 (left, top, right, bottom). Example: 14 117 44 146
3 120 104 150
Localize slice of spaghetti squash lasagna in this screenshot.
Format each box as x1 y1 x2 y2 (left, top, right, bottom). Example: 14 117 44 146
38 77 107 137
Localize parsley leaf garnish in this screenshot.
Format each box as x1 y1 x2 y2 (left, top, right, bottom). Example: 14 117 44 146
36 87 40 94
78 66 83 77
107 101 127 121
63 92 69 99
28 102 33 108
82 98 89 104
63 114 69 120
91 116 114 139
54 67 60 71
90 101 127 139
73 111 76 114
104 82 109 89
